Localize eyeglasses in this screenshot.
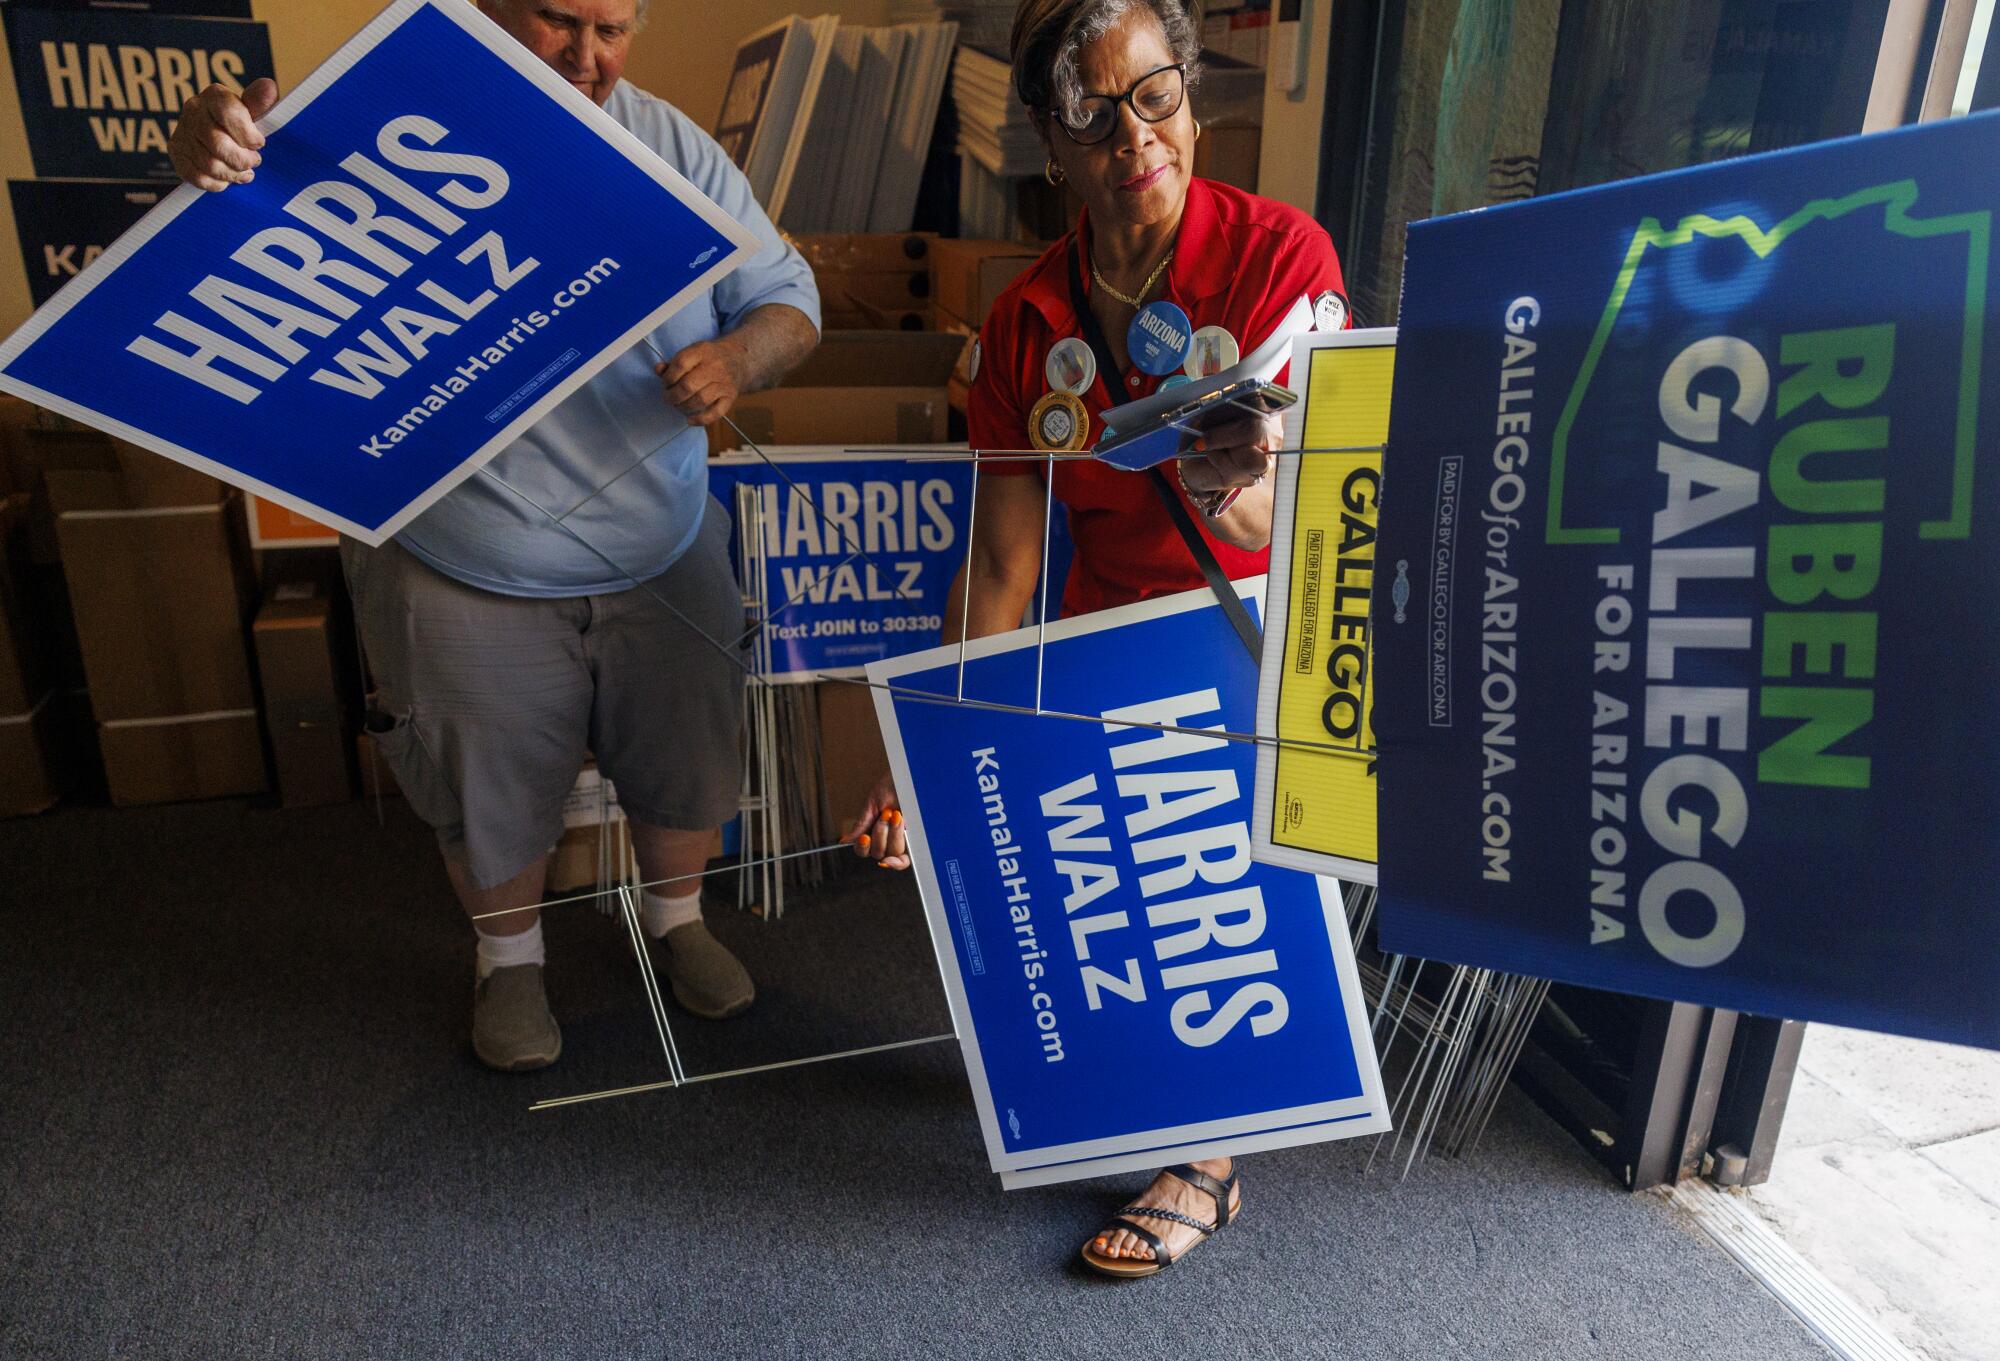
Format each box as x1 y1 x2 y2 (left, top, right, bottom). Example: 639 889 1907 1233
1052 63 1187 146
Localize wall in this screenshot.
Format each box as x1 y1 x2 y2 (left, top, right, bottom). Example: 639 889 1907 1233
0 0 889 332
1254 0 1331 213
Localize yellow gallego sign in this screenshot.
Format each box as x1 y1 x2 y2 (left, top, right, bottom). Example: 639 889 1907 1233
1253 329 1396 881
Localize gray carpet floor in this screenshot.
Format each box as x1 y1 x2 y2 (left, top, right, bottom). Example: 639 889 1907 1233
0 798 1831 1361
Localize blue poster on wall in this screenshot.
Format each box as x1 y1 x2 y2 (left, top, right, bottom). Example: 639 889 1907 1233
6 179 163 308
3 8 275 178
0 0 757 545
1372 111 2000 1049
871 580 1389 1187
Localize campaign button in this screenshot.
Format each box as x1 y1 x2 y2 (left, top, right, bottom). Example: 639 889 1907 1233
1127 301 1192 376
1044 337 1095 394
1185 325 1240 378
1029 389 1090 451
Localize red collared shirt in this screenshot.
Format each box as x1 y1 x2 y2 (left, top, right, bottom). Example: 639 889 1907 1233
970 176 1347 618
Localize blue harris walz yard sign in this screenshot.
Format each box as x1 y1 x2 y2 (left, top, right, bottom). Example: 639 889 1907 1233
0 0 757 545
707 452 974 681
871 581 1389 1187
1373 112 2000 1048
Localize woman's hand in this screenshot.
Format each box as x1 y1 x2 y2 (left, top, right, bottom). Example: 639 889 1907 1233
1174 412 1282 551
1178 412 1283 496
847 771 910 870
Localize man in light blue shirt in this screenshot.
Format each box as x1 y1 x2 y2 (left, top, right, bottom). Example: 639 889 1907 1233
171 0 819 1070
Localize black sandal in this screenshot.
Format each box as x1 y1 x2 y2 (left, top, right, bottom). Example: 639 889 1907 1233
1079 1163 1241 1278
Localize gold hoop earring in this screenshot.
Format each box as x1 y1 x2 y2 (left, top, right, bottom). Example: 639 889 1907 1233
1194 120 1202 139
1045 158 1066 185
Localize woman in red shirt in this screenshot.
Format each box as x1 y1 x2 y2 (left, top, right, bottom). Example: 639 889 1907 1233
851 0 1349 1276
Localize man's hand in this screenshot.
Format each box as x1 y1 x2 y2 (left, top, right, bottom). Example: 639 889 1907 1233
170 80 280 192
655 338 752 428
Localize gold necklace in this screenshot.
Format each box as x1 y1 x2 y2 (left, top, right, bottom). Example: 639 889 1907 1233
1091 247 1175 308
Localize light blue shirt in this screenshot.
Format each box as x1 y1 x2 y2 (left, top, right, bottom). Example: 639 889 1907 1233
396 82 819 596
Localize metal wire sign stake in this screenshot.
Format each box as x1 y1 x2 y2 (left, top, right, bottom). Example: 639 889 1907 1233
450 357 1548 1164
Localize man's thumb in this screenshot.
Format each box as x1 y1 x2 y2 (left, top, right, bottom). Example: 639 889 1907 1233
242 77 280 121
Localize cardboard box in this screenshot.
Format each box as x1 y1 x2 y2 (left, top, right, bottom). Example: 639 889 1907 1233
930 238 1041 331
0 395 38 497
545 764 721 893
822 305 932 332
816 269 931 313
48 470 255 723
97 710 265 807
0 495 50 716
816 679 888 833
27 564 85 693
253 573 354 808
13 429 224 564
1194 123 1263 193
719 331 965 450
790 231 935 274
247 497 339 550
0 493 68 815
549 765 622 894
0 692 66 816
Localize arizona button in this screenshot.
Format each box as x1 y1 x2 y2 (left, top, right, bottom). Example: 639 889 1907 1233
1127 300 1192 376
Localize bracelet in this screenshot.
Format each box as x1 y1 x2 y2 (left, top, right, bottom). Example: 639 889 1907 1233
1177 457 1258 520
1176 457 1230 518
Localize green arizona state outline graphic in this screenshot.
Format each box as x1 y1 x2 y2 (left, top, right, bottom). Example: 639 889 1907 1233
1545 180 1990 545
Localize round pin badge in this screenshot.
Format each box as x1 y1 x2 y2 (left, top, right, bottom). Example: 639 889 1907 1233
1044 337 1095 395
1184 325 1240 378
1029 390 1090 452
966 337 982 384
1158 374 1194 392
1127 300 1193 376
1313 291 1349 332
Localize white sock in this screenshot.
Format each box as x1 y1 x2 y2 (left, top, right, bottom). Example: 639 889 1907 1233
476 920 545 979
641 887 703 938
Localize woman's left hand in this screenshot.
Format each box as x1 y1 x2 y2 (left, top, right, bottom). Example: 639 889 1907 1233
1179 412 1283 498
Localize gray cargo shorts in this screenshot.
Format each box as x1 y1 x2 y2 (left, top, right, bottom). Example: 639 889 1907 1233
343 496 746 890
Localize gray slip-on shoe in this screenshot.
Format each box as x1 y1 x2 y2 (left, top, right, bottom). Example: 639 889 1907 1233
660 921 755 1019
472 963 562 1071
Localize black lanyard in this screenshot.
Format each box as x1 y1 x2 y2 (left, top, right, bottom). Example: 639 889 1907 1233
1065 243 1264 663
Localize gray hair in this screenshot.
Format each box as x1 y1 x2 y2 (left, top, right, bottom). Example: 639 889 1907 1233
497 0 650 30
1012 0 1201 123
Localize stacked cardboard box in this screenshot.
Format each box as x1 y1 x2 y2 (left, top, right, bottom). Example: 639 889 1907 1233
549 762 623 894
717 329 966 452
929 237 1040 334
0 493 68 815
816 678 889 840
927 238 1039 415
43 435 266 806
253 560 356 808
1192 50 1269 192
794 231 937 330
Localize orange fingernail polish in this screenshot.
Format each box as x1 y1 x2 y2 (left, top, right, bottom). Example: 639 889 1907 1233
858 834 870 848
